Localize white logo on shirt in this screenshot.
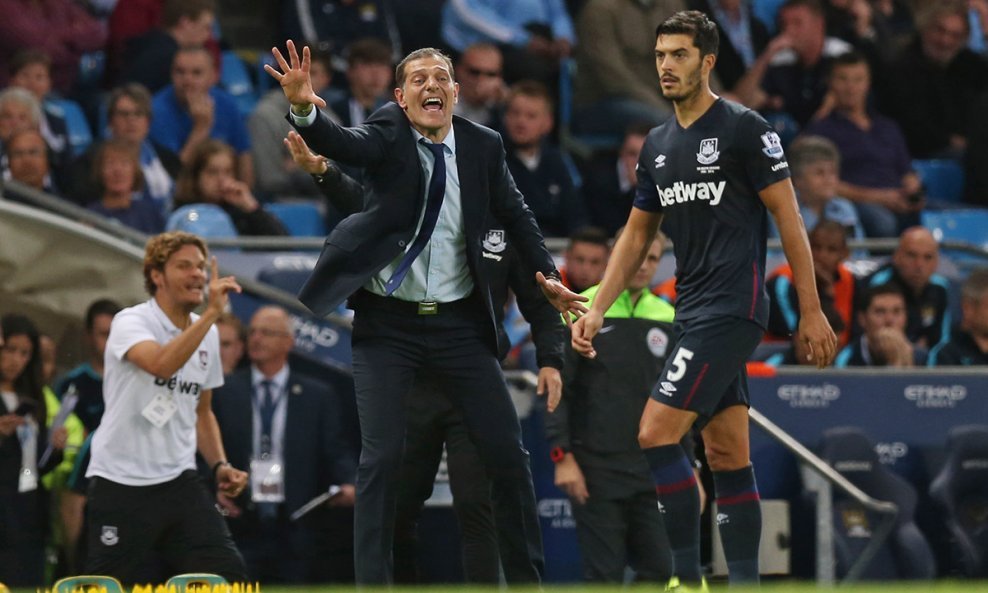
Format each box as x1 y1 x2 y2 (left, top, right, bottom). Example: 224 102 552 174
482 229 506 253
654 154 666 168
761 131 785 159
598 325 617 334
696 138 720 165
655 181 726 207
100 525 119 546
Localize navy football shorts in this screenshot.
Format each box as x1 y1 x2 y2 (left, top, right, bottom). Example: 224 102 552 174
650 315 764 421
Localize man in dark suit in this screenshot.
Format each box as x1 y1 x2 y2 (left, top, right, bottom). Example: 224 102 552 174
265 41 586 584
211 305 357 583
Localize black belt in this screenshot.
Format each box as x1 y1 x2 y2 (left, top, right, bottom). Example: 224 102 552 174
352 289 477 316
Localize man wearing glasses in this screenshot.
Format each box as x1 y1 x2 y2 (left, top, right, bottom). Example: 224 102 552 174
454 43 508 129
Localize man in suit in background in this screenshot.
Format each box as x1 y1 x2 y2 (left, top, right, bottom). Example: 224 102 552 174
211 305 357 583
265 41 587 584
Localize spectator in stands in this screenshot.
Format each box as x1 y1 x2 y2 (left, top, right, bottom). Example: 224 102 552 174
878 2 988 158
85 138 165 234
930 269 988 365
67 84 181 211
0 313 68 586
503 80 585 237
864 227 951 350
803 51 922 238
38 334 58 386
767 220 855 346
560 226 610 294
331 38 394 127
5 129 60 195
442 0 575 85
580 123 650 236
150 46 254 186
0 0 105 93
8 50 72 171
120 0 216 94
734 0 852 127
572 0 683 135
216 311 246 375
454 43 508 129
782 135 864 238
53 298 120 574
836 283 926 366
820 0 897 62
280 0 400 60
0 87 42 152
211 305 356 583
250 49 338 197
173 139 287 236
689 0 770 92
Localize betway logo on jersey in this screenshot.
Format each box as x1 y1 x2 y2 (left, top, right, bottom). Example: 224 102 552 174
656 180 726 207
153 375 202 396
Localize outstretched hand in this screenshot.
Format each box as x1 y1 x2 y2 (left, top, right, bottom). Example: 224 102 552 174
263 40 327 110
536 272 589 325
284 130 328 175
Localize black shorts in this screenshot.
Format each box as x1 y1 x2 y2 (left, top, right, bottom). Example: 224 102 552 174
650 316 763 421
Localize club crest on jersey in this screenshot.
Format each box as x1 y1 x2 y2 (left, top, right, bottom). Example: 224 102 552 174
761 131 785 159
198 350 208 369
482 230 507 253
696 138 719 165
100 525 119 546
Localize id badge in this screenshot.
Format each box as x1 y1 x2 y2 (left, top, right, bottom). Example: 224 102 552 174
18 467 38 493
250 455 285 503
141 393 178 428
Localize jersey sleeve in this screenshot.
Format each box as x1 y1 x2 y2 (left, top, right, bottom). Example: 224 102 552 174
202 327 224 391
632 144 663 212
106 309 156 362
738 110 792 192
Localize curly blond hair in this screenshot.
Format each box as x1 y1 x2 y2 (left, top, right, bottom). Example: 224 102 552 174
143 231 208 295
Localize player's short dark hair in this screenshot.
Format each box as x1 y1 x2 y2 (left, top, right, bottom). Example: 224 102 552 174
860 283 905 311
789 135 840 178
779 0 825 19
85 299 122 331
962 268 988 302
508 79 555 115
567 226 611 250
655 10 719 58
162 0 215 29
395 48 455 89
9 49 50 78
347 37 393 67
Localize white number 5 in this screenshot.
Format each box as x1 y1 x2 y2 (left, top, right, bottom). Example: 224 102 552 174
666 347 695 382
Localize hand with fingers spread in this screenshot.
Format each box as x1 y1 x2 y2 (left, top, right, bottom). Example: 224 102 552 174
206 257 242 317
536 272 589 323
536 366 562 412
798 309 838 368
264 40 328 113
284 130 329 175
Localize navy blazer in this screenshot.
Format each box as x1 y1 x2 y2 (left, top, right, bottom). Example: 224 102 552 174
211 368 357 515
292 102 558 357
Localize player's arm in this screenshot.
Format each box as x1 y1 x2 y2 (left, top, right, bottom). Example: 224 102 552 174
571 207 662 358
126 259 241 379
760 179 837 367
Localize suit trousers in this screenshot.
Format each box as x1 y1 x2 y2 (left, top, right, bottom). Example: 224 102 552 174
349 294 544 584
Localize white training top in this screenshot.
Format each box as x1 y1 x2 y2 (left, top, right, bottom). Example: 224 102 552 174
87 298 223 486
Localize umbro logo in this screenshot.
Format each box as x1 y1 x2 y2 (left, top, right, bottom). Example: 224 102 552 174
654 154 666 168
716 512 730 526
660 381 677 393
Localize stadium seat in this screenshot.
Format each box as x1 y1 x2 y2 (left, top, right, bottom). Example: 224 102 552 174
921 209 988 251
164 573 228 592
166 204 238 239
220 51 257 117
913 159 965 205
817 426 936 580
46 98 93 157
266 202 327 237
53 575 125 593
929 424 988 577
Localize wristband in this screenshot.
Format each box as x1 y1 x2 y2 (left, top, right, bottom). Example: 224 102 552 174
212 460 231 478
550 446 569 463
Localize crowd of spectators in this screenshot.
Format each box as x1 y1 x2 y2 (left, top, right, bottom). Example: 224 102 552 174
2 0 988 586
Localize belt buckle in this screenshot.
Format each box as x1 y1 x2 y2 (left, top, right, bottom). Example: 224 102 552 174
417 301 438 315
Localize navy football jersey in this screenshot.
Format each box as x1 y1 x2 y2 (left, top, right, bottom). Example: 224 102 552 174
634 98 791 328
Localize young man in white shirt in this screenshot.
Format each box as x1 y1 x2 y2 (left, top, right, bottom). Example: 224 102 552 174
85 231 249 582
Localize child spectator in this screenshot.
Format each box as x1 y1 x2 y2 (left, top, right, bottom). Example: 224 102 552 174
782 134 864 239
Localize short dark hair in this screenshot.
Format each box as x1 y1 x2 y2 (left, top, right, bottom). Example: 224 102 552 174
85 299 122 331
395 48 455 88
508 79 555 115
810 219 850 246
347 37 393 67
830 50 869 71
655 10 719 58
162 0 215 29
567 226 611 250
860 283 905 311
962 268 988 302
780 0 825 19
9 49 50 78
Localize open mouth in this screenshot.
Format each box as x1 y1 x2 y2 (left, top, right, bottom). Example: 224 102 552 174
422 97 444 112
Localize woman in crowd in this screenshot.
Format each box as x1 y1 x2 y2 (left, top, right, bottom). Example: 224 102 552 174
86 138 165 234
